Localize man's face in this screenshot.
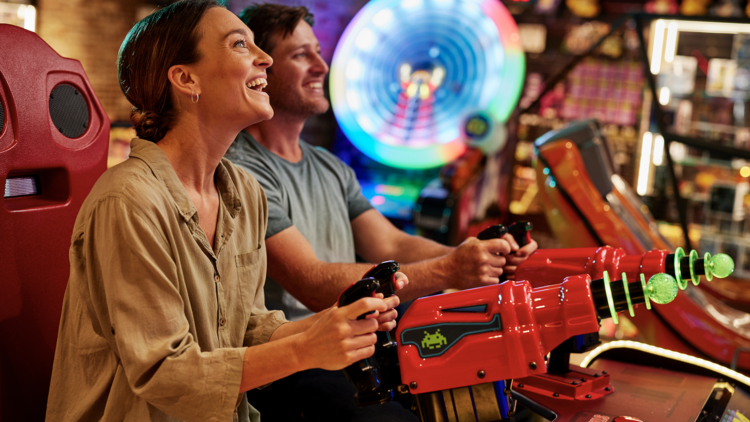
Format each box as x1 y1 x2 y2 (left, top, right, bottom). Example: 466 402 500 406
264 20 329 119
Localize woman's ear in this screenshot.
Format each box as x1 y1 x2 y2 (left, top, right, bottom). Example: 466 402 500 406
167 64 201 101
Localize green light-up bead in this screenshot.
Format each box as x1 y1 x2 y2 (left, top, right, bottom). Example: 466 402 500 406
603 271 618 324
704 253 713 282
688 249 701 286
673 247 687 290
647 273 679 305
622 272 635 317
708 253 734 279
640 274 652 310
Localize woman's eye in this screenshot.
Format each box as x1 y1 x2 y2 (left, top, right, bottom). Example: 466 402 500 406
234 39 247 48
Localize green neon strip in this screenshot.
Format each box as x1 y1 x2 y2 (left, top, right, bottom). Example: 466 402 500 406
603 271 618 324
689 249 700 286
640 273 652 310
622 273 635 317
674 247 687 290
704 252 713 282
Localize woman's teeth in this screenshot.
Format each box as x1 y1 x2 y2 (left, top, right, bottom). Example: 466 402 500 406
306 82 323 89
246 78 267 91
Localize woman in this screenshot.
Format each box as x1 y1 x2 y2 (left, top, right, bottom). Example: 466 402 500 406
45 1 402 421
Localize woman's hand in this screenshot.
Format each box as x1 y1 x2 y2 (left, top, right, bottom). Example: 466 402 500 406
295 297 387 371
374 272 408 332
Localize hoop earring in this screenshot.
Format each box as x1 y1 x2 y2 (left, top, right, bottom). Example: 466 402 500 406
191 91 199 103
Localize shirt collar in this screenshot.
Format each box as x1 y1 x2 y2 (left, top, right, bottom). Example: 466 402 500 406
129 138 242 223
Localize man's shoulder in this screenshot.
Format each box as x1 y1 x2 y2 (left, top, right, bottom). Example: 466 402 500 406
226 133 280 188
301 141 353 175
226 132 270 168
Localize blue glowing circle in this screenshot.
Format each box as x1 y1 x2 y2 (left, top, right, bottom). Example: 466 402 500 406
330 0 525 169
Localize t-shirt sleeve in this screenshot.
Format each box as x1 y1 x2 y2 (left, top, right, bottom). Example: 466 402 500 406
340 159 373 221
234 162 292 239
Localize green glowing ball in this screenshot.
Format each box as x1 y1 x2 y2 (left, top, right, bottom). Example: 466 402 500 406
709 253 734 279
647 273 679 305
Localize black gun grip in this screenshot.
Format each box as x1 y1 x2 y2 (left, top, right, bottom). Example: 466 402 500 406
337 277 380 320
508 221 533 248
363 260 400 297
477 224 508 241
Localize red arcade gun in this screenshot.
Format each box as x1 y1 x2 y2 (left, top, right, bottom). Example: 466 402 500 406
338 223 748 422
0 25 109 419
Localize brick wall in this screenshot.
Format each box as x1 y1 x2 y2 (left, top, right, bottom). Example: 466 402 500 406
37 0 144 123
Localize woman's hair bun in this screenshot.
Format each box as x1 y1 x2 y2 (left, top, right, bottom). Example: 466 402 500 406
117 0 221 144
131 108 170 143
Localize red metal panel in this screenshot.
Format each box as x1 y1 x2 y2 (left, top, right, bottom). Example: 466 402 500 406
516 360 718 422
0 24 109 420
397 276 600 394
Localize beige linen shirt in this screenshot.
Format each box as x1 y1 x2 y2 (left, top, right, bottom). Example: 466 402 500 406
46 138 287 422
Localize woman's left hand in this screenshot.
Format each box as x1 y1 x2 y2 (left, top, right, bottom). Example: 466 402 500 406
368 272 408 332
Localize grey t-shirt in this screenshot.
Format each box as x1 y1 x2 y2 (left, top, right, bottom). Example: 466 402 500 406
225 131 373 320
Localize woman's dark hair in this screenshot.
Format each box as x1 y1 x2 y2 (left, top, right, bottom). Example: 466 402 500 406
238 3 314 57
117 0 222 143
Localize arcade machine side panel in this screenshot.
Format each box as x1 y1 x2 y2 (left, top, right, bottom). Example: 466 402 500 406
0 25 109 419
536 138 646 254
516 359 729 422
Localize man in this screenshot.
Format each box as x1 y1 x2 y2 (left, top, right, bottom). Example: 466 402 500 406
225 4 537 421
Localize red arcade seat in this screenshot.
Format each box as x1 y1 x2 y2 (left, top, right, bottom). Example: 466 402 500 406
0 24 109 419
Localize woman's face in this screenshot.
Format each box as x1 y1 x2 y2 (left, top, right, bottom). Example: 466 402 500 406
190 7 273 129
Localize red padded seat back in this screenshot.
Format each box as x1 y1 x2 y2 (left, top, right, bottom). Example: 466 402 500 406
0 24 109 420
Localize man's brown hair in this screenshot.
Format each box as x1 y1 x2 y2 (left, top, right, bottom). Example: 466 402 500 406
238 3 314 56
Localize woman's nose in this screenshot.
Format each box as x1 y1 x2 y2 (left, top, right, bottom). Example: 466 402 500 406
254 50 273 69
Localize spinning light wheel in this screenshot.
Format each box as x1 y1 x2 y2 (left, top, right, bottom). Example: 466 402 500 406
330 0 525 169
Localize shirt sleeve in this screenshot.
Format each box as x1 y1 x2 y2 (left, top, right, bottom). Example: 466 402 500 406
242 184 289 346
341 161 373 221
84 195 244 422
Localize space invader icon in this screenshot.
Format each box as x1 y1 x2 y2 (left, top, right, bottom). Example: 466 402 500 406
421 329 447 350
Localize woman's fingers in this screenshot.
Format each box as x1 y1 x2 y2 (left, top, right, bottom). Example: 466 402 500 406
345 332 378 350
349 317 379 336
343 297 387 320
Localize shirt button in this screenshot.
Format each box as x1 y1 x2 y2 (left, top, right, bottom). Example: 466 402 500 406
219 318 227 326
214 274 220 282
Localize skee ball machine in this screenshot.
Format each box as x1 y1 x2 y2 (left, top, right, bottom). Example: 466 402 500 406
329 0 525 244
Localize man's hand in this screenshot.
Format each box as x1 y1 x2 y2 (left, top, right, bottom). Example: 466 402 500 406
295 297 387 371
374 272 408 332
502 239 538 277
440 237 512 290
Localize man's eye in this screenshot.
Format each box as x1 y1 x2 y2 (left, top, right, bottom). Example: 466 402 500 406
234 39 247 48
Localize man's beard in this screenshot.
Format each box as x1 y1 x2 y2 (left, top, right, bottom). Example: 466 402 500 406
268 84 330 118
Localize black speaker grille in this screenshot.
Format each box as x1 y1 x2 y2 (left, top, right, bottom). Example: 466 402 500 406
49 84 89 139
0 97 4 135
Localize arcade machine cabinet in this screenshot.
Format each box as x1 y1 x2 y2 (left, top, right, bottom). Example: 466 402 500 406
0 25 109 419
